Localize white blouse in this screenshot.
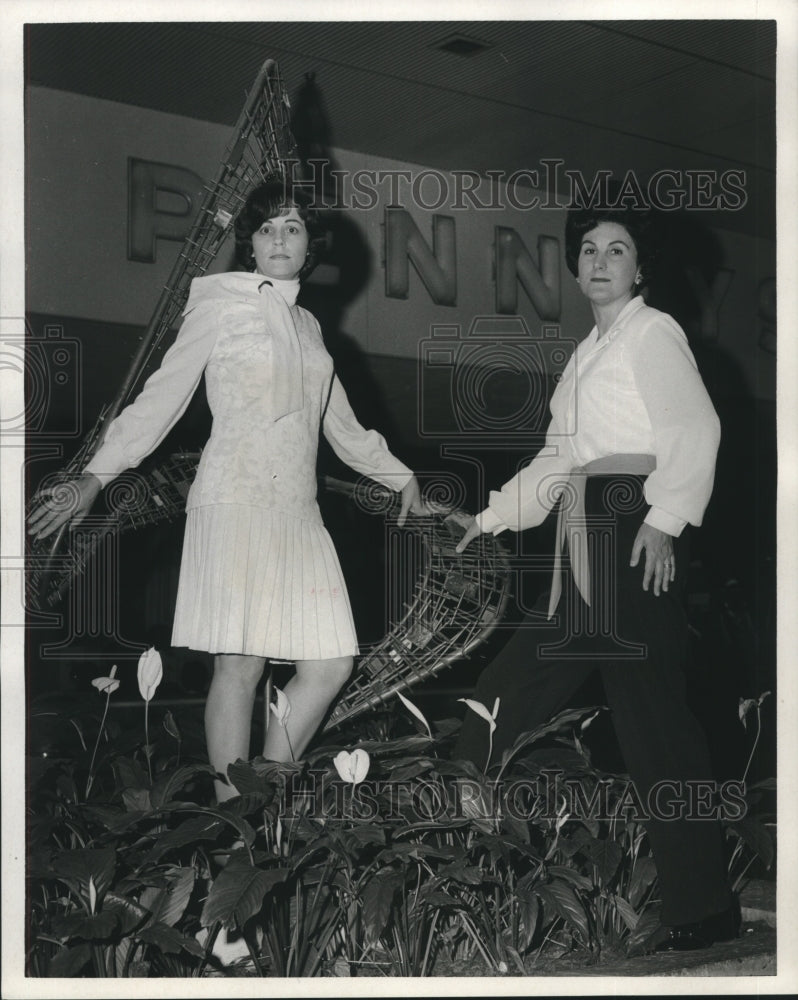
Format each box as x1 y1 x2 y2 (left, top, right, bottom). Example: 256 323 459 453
84 272 413 518
476 296 721 538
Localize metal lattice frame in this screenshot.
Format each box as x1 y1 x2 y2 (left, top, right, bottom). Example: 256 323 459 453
319 478 511 730
28 59 295 609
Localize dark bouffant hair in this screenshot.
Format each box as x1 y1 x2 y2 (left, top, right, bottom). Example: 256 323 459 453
564 205 660 288
234 174 326 280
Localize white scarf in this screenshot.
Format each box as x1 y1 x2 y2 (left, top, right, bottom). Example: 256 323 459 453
256 276 304 421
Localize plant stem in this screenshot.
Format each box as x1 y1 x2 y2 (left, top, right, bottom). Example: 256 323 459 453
86 693 111 799
742 705 762 785
144 700 153 784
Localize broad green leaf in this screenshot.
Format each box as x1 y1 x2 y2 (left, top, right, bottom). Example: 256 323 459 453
114 936 133 977
46 942 92 977
51 910 119 942
150 764 210 808
546 865 593 892
139 866 196 927
145 816 225 863
534 879 590 944
376 842 437 863
354 734 437 756
51 847 116 897
218 792 272 819
385 760 434 782
437 863 484 886
226 759 279 797
500 706 606 772
176 804 257 848
81 805 144 833
727 815 775 869
113 756 150 790
200 859 289 929
611 894 640 931
624 906 661 954
628 855 658 907
512 745 592 776
501 811 531 844
417 889 462 909
361 870 403 946
122 787 152 813
579 838 624 885
346 825 387 848
137 922 205 957
518 893 539 950
432 758 485 782
103 891 150 935
393 818 471 839
558 827 595 858
431 717 461 738
472 831 540 863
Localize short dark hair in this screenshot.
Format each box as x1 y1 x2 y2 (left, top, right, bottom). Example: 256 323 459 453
234 175 326 280
564 206 660 288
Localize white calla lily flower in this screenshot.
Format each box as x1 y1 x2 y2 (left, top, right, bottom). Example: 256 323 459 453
269 687 292 726
137 647 163 702
91 664 120 696
333 748 370 786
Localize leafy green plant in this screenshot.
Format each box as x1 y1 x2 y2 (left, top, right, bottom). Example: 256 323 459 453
29 653 696 978
723 690 776 892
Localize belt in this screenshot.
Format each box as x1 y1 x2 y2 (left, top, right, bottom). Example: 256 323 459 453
547 453 657 619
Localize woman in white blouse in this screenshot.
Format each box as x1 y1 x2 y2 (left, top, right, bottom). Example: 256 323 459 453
29 176 425 801
454 206 738 952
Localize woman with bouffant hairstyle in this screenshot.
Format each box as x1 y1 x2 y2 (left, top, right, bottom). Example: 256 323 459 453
454 204 738 953
29 174 426 801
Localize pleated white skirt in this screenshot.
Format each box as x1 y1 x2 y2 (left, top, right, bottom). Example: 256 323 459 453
171 503 359 660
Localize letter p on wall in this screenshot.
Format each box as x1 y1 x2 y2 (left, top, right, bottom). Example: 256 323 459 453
127 158 206 263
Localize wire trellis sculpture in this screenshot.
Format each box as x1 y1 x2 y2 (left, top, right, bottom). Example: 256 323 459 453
319 477 511 730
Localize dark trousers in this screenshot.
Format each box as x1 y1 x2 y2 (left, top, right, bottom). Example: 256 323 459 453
454 475 733 926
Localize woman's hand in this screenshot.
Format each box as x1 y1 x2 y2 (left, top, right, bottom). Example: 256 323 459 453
630 522 676 596
27 473 102 542
454 516 484 554
397 475 429 527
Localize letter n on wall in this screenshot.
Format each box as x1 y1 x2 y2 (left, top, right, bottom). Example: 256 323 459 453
384 208 456 305
127 158 205 262
495 227 561 319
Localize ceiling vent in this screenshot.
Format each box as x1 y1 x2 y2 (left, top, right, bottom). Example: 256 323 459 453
434 34 492 57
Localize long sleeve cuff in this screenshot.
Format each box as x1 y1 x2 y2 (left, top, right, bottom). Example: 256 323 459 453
475 507 508 535
644 506 687 536
373 467 414 493
83 438 131 488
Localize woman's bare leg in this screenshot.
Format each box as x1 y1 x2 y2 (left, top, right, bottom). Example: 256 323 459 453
205 653 266 802
262 656 352 762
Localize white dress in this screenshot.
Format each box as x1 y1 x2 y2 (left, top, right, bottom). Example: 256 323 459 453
84 272 412 660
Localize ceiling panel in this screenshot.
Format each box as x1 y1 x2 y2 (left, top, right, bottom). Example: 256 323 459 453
24 19 776 239
599 19 776 77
